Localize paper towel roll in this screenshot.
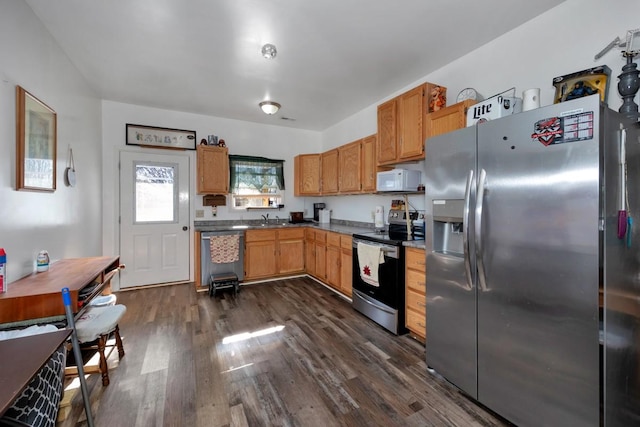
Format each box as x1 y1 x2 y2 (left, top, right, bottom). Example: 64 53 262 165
374 206 384 228
522 88 540 111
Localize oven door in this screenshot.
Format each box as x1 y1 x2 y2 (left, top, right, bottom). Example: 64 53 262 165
351 237 402 309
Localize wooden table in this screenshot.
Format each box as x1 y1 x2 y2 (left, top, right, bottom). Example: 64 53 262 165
0 328 72 416
0 256 121 325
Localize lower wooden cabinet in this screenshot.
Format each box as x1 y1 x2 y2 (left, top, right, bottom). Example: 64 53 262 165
244 228 305 281
339 235 353 297
244 230 278 280
244 227 353 299
405 247 426 341
305 228 316 276
325 232 341 289
314 230 327 281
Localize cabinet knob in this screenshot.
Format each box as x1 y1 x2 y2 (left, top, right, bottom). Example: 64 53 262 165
182 226 188 231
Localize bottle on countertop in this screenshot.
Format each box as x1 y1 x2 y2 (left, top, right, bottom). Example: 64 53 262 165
0 248 6 293
36 250 50 273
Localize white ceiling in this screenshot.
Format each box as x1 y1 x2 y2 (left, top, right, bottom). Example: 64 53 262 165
25 0 565 131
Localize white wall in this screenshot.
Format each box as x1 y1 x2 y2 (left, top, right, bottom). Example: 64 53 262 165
0 1 103 283
101 101 322 276
321 0 640 222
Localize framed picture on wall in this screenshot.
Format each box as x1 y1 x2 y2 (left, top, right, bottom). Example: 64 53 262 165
16 86 57 192
126 124 197 150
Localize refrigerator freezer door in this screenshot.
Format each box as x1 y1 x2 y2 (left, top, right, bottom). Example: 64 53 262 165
425 125 478 398
475 96 601 426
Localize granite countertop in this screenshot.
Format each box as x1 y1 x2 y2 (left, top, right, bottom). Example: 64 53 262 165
194 220 427 247
194 219 374 236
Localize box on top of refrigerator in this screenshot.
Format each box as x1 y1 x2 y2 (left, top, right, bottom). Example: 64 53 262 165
466 95 522 126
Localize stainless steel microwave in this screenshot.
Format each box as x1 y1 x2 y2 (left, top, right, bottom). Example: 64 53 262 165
376 169 421 192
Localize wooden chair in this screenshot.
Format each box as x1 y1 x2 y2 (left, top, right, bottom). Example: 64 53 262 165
66 304 126 386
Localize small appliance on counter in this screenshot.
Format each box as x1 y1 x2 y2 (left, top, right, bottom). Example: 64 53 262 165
313 203 326 222
319 209 331 224
376 169 422 192
289 211 305 223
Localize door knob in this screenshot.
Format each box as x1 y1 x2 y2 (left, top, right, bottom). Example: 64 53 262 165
182 226 188 231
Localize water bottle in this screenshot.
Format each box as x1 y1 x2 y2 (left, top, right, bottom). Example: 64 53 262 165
0 248 6 293
36 250 50 273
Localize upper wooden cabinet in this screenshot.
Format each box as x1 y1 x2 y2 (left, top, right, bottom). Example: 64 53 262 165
424 99 476 140
360 134 377 193
377 82 446 166
321 149 339 195
338 140 361 193
294 154 321 196
196 145 229 194
294 134 378 196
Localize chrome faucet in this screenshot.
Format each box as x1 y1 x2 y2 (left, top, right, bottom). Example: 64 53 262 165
261 214 269 224
275 215 281 224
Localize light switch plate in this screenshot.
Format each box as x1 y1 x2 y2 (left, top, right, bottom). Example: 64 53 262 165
195 209 204 218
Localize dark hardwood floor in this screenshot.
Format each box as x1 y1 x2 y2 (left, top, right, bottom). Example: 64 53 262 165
58 277 508 427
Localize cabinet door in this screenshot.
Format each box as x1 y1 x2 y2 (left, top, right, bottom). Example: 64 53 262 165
245 230 277 279
305 229 315 276
340 235 353 297
279 239 305 274
326 245 340 289
338 140 361 193
398 85 425 161
294 154 321 196
377 98 398 165
361 134 377 193
197 145 229 194
424 100 476 140
321 149 339 194
315 231 326 280
278 228 305 275
245 240 277 279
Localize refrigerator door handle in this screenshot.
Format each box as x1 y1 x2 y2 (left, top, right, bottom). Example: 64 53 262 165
463 169 474 290
475 168 488 292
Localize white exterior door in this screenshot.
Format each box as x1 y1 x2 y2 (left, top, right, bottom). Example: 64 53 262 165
119 151 190 288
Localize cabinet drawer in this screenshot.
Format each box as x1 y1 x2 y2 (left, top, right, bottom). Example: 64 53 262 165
406 269 426 293
315 230 326 243
245 229 277 242
326 232 341 247
278 228 305 240
406 288 426 314
340 235 352 250
405 247 426 271
406 309 426 337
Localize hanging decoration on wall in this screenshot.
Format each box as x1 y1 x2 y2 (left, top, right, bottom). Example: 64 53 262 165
64 146 76 187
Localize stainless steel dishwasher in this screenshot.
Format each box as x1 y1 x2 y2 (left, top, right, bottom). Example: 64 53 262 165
200 230 245 286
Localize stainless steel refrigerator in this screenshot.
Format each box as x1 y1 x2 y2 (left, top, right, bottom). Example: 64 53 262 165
424 94 640 426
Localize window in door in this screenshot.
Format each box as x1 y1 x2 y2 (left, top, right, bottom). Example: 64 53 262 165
229 155 285 209
134 162 178 223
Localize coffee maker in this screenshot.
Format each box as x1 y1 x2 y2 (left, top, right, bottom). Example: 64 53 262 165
313 203 326 222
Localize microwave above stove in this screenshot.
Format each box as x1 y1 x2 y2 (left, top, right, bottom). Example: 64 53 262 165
376 169 421 192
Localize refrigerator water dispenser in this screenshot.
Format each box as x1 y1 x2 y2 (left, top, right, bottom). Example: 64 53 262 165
432 199 464 254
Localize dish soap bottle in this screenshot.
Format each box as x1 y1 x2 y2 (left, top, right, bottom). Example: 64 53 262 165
36 250 50 273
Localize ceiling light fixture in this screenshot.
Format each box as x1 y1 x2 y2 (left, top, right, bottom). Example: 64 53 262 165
261 43 277 59
259 101 281 115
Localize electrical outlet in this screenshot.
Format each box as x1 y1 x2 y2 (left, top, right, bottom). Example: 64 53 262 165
195 209 204 218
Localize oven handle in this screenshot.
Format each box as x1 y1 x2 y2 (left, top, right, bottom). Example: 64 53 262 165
353 290 396 315
352 243 399 259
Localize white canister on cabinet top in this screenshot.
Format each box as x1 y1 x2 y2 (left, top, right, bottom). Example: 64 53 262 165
36 250 50 273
